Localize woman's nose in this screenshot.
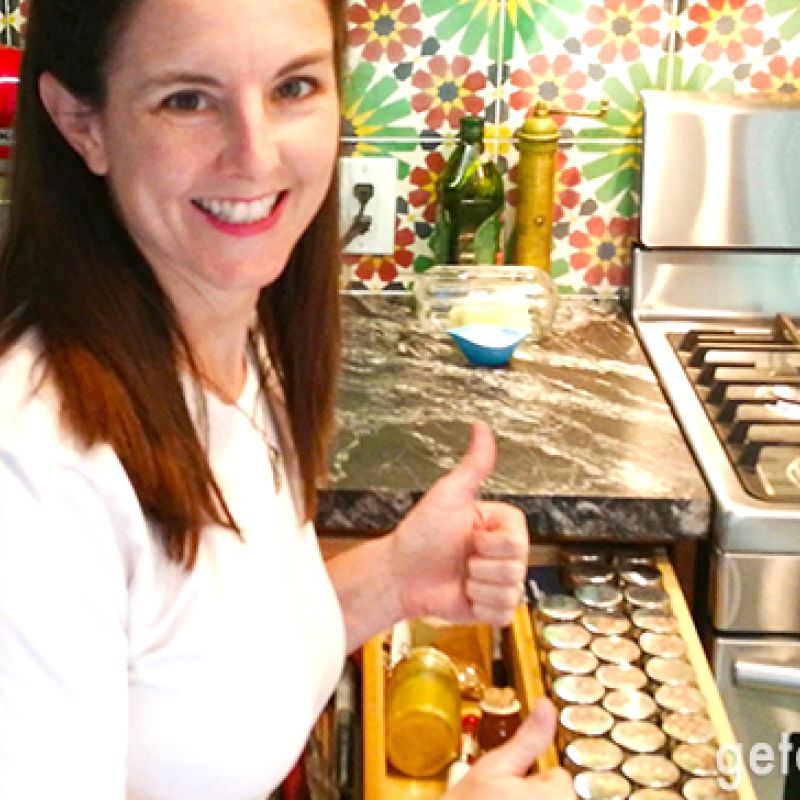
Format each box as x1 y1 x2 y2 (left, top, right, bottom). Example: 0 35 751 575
220 99 279 177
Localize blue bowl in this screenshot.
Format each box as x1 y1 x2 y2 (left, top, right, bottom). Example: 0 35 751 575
447 324 530 367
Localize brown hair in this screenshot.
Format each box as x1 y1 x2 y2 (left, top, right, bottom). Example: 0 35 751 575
0 0 344 566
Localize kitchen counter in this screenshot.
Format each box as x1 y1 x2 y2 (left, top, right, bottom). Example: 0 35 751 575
316 293 711 540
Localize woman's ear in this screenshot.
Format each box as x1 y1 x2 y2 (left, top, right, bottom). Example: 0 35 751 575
38 71 108 175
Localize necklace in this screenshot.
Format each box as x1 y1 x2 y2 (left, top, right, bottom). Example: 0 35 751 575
227 393 284 496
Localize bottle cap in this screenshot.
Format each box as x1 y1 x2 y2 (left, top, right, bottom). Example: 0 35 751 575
458 115 484 143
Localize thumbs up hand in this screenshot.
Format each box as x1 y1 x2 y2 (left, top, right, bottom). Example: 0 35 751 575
389 421 529 627
444 699 575 799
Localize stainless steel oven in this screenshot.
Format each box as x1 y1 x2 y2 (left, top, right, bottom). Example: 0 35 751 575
631 90 800 800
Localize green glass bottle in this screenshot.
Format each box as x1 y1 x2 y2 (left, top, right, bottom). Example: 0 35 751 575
432 116 504 266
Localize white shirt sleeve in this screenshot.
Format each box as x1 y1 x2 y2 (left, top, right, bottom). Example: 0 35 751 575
0 446 130 800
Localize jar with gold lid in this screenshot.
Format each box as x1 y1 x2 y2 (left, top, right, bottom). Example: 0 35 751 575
576 583 623 611
630 790 682 800
547 647 599 680
626 586 670 612
538 593 584 624
540 621 592 651
632 609 680 637
603 689 657 722
552 674 605 708
558 704 615 747
654 685 706 716
385 646 461 777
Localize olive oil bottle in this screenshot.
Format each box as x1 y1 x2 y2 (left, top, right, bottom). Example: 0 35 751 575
432 116 504 266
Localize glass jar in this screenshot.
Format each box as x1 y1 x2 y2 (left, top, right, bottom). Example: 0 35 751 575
477 687 522 752
538 593 584 624
576 583 624 612
632 609 680 637
385 646 461 777
625 586 671 612
547 647 599 680
681 777 738 799
558 704 615 747
618 565 663 588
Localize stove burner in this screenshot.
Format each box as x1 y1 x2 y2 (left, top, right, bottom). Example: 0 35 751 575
670 315 800 502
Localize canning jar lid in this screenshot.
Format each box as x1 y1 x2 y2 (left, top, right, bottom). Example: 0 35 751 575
596 663 648 692
538 593 584 622
662 712 716 745
576 583 623 610
640 632 687 660
621 754 680 789
591 635 642 665
553 674 605 706
560 704 615 737
681 776 738 799
568 561 616 586
611 721 667 754
574 769 632 800
583 611 632 637
645 657 695 687
625 585 670 611
618 565 663 588
603 689 657 722
629 790 682 800
565 737 624 771
541 622 592 650
632 609 680 635
671 743 719 778
547 647 599 677
654 684 706 715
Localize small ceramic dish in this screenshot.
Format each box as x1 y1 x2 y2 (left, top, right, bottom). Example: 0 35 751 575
447 324 529 367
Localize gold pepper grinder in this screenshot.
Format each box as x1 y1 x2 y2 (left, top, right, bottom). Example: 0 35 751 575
513 100 608 272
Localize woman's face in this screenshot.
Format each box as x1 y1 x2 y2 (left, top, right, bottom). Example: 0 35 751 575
81 0 339 314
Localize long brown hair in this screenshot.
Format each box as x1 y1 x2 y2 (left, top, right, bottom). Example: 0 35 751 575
0 0 344 566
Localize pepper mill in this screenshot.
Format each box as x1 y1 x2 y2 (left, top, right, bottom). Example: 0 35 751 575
512 100 608 272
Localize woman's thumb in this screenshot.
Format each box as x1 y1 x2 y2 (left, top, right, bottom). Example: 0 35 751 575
449 421 496 497
475 698 558 778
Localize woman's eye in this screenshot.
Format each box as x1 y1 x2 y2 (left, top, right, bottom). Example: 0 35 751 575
162 91 209 112
274 78 314 101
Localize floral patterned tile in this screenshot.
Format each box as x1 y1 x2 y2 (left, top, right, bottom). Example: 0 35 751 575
503 0 673 138
670 0 800 93
1 0 24 46
340 141 446 290
344 0 502 137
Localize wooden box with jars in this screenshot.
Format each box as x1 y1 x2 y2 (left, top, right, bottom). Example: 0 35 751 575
360 551 757 800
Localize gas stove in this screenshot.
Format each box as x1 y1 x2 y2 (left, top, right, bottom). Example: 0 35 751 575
631 252 800 554
632 91 800 799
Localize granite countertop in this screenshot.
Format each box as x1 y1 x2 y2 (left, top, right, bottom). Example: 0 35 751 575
315 293 711 540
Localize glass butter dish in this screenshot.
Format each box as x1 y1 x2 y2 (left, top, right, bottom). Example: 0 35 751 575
413 264 559 342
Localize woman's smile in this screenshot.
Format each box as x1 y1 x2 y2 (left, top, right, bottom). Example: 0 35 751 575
192 192 287 236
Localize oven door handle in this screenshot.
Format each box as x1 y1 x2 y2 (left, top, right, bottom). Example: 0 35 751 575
733 658 800 695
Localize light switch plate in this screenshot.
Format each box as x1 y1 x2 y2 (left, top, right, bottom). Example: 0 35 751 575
338 156 396 255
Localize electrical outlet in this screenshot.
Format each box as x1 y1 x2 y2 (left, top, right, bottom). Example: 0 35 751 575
338 156 396 255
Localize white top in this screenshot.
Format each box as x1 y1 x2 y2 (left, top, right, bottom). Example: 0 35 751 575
0 334 345 800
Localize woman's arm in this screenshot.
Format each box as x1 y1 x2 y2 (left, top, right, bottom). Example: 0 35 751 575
0 447 129 799
326 422 529 653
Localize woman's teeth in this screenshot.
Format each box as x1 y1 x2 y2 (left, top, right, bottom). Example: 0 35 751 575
193 194 278 224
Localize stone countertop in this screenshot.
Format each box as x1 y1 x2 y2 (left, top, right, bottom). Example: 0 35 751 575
315 293 711 540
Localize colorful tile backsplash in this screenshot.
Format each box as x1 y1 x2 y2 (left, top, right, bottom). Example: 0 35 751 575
342 0 800 293
2 1 798 294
